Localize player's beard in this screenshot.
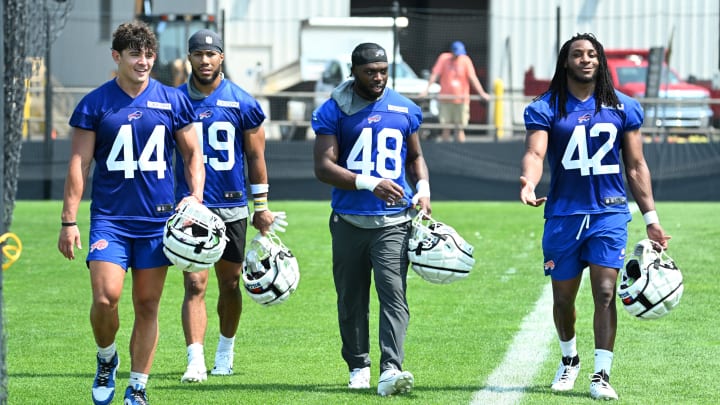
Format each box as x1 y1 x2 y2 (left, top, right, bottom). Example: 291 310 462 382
193 68 221 86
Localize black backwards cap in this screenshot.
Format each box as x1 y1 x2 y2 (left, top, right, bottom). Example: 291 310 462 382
351 43 388 66
188 29 223 53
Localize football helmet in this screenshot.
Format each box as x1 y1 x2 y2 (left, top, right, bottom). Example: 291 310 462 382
163 201 227 272
242 232 300 306
407 212 475 284
617 239 683 320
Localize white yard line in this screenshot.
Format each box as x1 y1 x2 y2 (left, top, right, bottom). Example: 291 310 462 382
471 203 640 404
469 281 555 405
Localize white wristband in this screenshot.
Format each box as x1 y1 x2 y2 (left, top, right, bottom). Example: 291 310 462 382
250 183 269 195
415 179 430 198
355 174 382 191
643 210 660 226
412 179 430 204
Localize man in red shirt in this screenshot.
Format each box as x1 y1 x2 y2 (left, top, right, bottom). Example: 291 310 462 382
423 41 490 142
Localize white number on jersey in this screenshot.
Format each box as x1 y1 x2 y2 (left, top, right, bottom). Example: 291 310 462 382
347 127 403 179
193 121 236 171
561 123 619 176
106 124 167 179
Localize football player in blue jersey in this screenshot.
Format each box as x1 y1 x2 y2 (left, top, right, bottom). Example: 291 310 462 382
174 29 278 383
57 21 204 405
312 43 431 396
520 33 671 401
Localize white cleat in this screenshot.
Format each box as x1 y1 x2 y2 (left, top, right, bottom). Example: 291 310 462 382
377 368 414 396
210 351 234 376
181 364 207 383
348 367 371 389
550 357 581 392
589 371 619 400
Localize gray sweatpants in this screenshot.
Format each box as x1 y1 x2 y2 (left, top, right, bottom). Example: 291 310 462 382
329 212 411 373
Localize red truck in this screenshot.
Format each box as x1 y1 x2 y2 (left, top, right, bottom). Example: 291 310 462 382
524 49 716 129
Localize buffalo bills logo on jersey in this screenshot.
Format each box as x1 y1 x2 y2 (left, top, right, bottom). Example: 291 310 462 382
199 110 213 119
543 260 556 271
90 239 109 253
577 113 592 123
367 114 382 124
128 111 143 121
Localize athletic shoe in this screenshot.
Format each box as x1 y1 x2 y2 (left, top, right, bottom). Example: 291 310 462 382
550 355 581 392
589 370 618 400
180 363 207 383
210 351 234 376
348 367 371 389
92 352 119 405
123 386 148 405
377 368 414 396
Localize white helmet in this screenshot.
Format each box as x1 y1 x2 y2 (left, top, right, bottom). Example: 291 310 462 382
163 201 227 272
407 212 475 284
618 239 683 320
242 232 300 306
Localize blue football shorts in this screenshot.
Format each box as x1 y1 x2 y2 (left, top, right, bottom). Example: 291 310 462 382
86 227 171 271
541 212 631 281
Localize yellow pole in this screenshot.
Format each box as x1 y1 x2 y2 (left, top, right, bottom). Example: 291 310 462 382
494 78 504 139
22 79 31 139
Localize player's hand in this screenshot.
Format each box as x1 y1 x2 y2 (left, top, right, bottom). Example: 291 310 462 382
520 176 547 207
177 194 202 210
252 210 275 235
415 198 432 216
647 223 671 250
58 225 82 260
373 179 405 207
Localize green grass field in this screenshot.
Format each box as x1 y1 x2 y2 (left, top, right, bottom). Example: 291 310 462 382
4 201 719 404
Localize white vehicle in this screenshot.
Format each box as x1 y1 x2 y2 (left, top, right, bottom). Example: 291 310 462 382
314 54 440 121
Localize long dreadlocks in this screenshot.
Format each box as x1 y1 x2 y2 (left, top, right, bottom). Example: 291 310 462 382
543 33 620 118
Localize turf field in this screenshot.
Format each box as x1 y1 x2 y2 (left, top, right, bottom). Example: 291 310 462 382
4 201 719 404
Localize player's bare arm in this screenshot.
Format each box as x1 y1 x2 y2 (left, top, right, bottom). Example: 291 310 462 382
244 125 274 233
622 128 671 248
520 129 548 207
175 123 205 205
405 132 431 215
58 128 95 260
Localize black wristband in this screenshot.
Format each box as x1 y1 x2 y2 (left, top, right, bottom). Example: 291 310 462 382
61 222 77 227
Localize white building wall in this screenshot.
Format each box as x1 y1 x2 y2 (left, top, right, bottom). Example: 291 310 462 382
219 0 350 91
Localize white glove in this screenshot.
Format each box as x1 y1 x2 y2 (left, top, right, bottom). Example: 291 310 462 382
271 211 288 233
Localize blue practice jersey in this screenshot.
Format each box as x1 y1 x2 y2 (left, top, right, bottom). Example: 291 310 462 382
176 79 266 208
69 78 195 226
524 90 644 218
312 88 422 215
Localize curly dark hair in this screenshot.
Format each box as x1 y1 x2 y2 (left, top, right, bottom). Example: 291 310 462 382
542 33 620 118
111 21 157 55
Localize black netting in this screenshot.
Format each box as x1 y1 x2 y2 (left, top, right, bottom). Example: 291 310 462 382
3 0 72 231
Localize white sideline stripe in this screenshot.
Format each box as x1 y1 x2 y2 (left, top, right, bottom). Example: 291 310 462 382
470 281 554 405
471 204 640 405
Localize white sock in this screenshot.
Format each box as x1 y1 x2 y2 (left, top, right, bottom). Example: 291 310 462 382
217 334 235 353
187 343 205 367
97 343 117 363
594 349 614 375
128 372 148 391
559 336 578 358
